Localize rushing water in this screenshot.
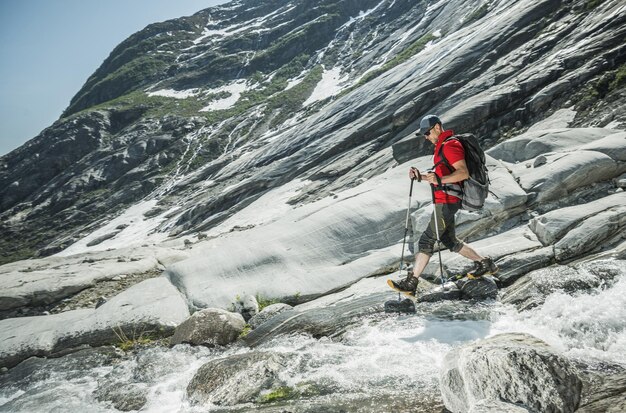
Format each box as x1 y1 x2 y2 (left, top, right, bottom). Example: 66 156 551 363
1 260 625 412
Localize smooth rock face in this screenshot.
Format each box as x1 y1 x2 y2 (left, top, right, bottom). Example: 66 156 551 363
440 333 582 413
169 308 245 347
0 277 189 368
248 303 293 329
0 246 176 311
186 351 286 406
553 206 626 261
529 192 626 246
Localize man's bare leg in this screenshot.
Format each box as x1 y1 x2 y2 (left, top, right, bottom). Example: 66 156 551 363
457 243 483 262
412 252 431 279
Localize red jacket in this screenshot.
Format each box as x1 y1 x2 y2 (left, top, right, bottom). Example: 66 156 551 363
433 130 464 204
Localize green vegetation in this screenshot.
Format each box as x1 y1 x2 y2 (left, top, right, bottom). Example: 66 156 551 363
255 294 281 311
610 64 626 90
258 386 294 403
340 33 438 95
585 0 607 10
462 3 490 27
574 64 626 112
112 326 157 351
238 324 252 339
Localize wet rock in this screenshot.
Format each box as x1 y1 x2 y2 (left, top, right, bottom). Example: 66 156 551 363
417 281 462 303
384 298 416 313
576 360 626 413
170 308 245 347
187 351 287 406
0 346 121 391
94 382 148 411
233 294 259 322
440 333 582 413
457 276 498 300
500 260 624 311
494 246 555 286
244 293 385 348
248 303 292 329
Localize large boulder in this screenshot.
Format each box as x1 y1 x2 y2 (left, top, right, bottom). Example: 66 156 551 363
186 351 287 406
440 333 582 413
248 303 293 329
0 277 189 368
169 308 245 347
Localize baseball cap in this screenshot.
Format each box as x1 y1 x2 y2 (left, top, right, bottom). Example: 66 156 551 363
419 114 442 135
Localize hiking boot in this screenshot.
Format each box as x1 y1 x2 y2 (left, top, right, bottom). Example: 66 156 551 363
387 276 419 296
468 257 499 279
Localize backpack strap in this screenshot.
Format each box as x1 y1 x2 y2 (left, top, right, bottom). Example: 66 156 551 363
433 137 464 197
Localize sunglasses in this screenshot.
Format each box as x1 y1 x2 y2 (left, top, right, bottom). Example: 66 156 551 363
424 125 435 136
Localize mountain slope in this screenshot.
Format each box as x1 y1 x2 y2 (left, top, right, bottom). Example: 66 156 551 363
0 0 625 264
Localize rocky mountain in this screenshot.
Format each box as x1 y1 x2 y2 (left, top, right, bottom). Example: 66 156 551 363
1 0 624 264
1 0 626 412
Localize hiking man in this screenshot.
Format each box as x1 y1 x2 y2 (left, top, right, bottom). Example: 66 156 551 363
388 114 498 296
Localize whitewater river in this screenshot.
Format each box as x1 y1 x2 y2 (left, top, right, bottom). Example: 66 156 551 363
1 261 625 412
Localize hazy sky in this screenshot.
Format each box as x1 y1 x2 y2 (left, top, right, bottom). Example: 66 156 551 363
0 0 228 156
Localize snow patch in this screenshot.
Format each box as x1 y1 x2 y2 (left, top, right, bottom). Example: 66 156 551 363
303 67 349 107
285 73 307 90
433 29 442 37
199 80 249 112
147 89 200 99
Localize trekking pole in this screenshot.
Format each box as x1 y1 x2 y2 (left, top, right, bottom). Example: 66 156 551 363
398 171 420 301
430 175 446 287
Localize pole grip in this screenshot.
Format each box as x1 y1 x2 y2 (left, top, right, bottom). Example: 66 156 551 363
409 177 415 196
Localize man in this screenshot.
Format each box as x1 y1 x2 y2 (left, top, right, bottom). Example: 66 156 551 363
388 114 498 296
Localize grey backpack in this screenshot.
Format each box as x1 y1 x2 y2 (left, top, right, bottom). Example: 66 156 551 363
435 134 490 211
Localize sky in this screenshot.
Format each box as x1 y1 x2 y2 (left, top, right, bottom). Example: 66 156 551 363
0 0 228 157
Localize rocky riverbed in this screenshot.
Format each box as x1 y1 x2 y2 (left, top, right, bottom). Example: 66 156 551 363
1 258 626 412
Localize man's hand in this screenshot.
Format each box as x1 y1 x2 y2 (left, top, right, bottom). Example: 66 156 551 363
424 172 440 185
